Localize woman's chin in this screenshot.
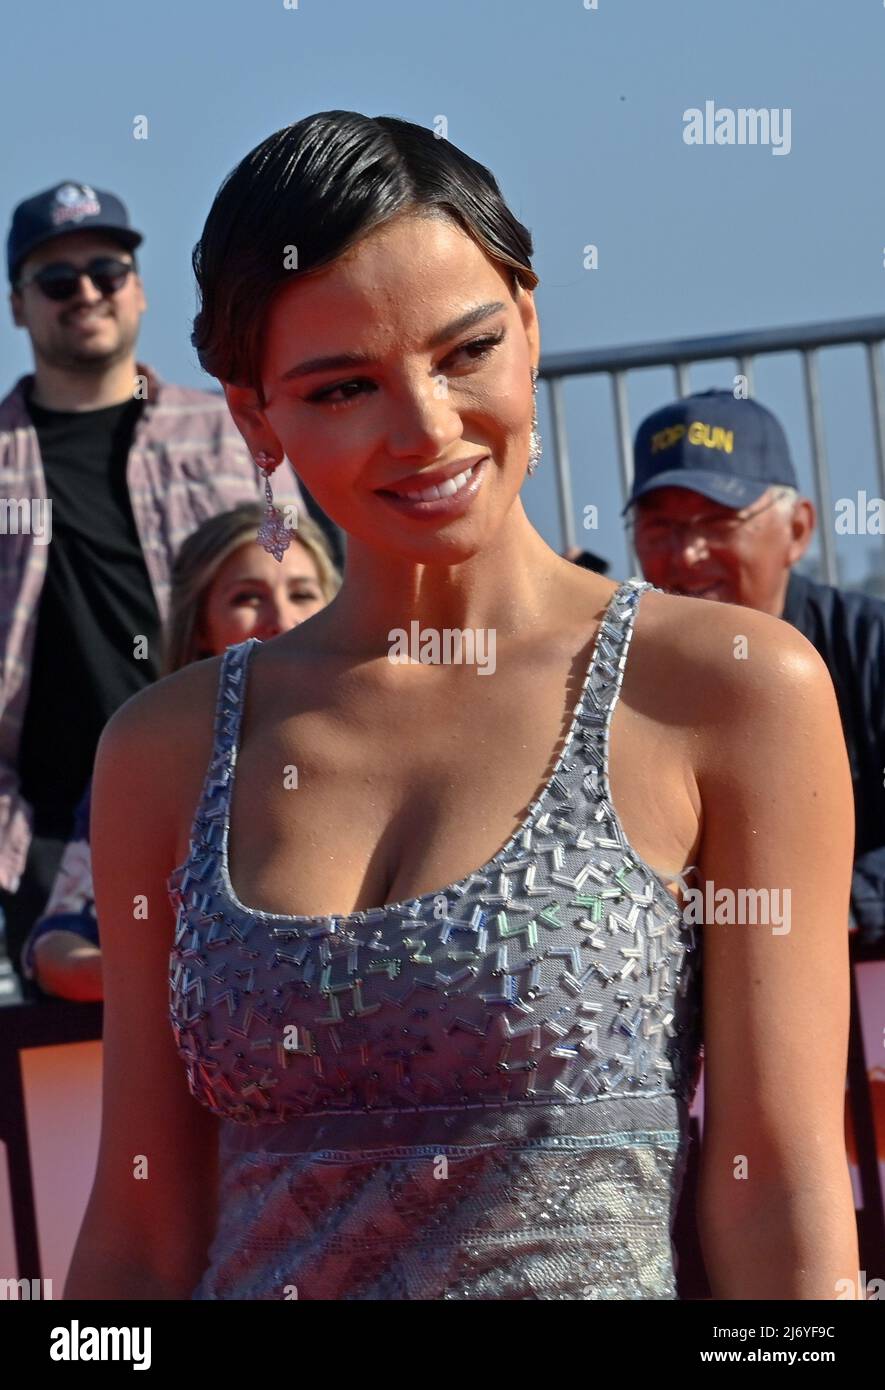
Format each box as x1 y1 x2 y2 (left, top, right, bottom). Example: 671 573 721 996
342 509 492 564
385 532 486 566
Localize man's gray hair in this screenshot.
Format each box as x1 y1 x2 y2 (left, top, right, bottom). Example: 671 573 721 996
770 485 798 516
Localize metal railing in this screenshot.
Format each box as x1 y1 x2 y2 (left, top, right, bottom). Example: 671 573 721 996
540 315 885 1284
539 314 885 583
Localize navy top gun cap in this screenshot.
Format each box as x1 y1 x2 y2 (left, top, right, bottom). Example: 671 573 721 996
622 389 798 516
7 181 143 284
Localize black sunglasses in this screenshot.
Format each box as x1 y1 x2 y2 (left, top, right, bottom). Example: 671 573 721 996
17 255 135 302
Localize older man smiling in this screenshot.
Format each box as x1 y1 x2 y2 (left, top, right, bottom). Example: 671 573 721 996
624 388 885 947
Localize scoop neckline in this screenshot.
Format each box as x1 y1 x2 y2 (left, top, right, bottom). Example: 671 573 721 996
212 578 641 927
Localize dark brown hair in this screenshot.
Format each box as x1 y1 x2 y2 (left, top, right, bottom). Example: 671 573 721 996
191 110 538 403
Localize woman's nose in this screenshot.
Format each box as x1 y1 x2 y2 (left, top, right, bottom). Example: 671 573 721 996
384 378 463 459
255 602 282 638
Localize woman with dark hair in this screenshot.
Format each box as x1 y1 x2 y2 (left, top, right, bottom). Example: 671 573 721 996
68 111 858 1300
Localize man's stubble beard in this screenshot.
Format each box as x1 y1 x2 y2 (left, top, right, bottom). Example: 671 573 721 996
37 317 138 376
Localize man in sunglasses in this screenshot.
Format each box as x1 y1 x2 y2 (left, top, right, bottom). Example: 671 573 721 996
623 387 885 949
0 181 309 980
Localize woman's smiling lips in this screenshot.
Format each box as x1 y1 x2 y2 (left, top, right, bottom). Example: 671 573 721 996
375 454 490 519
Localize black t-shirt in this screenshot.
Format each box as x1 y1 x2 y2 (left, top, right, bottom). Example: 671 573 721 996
17 390 163 838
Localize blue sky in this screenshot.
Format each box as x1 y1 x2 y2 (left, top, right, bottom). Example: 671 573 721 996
3 0 884 585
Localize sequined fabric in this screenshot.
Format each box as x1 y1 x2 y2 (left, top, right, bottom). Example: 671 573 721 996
167 577 703 1299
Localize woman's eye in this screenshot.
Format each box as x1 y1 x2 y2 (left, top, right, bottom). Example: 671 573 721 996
306 330 505 409
292 590 320 603
232 591 263 605
457 331 505 362
308 379 372 409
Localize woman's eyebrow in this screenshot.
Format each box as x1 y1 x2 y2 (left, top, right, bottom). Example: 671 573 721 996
278 300 507 382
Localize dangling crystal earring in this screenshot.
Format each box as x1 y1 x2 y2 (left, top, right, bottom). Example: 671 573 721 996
254 450 292 561
528 366 542 476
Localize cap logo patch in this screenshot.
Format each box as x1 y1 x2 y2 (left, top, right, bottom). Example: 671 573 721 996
650 424 686 454
50 183 100 228
687 421 733 453
650 420 734 455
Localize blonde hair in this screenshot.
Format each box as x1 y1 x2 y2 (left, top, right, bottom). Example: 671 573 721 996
161 502 341 675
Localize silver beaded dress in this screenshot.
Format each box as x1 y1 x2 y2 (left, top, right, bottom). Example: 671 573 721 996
167 577 703 1300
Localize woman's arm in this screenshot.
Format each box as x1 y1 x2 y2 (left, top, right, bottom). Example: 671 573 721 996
32 930 102 1001
64 664 222 1300
22 789 100 998
689 603 859 1299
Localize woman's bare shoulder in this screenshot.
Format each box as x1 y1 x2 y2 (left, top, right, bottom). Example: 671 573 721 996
630 584 852 832
95 652 227 817
636 584 833 713
101 652 223 747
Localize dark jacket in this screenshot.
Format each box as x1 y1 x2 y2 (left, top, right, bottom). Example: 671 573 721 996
782 569 885 944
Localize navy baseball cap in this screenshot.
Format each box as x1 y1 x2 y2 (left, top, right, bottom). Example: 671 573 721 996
7 181 143 284
622 389 798 516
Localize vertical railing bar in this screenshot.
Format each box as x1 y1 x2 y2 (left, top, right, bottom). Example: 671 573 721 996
611 370 638 576
737 356 755 397
546 376 576 553
674 362 690 398
865 340 885 501
801 349 838 587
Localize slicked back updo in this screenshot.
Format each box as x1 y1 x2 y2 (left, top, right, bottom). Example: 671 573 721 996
191 110 538 406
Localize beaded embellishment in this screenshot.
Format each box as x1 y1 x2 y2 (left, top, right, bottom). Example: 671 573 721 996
168 576 704 1300
168 578 702 1125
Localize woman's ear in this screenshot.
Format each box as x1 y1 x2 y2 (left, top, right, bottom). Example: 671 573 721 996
223 382 282 461
514 282 540 374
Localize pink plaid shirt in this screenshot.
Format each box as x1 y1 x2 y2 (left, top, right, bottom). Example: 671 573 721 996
0 362 305 892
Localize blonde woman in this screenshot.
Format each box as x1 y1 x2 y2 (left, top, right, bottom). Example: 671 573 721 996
22 504 339 1001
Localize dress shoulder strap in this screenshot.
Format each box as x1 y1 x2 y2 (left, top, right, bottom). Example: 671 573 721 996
580 577 654 800
201 637 260 825
587 577 653 712
167 637 260 897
